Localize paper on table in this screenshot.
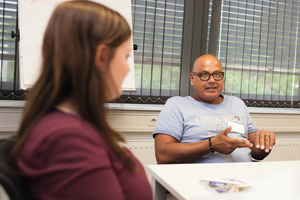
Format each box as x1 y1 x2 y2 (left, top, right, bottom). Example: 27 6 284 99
200 178 251 194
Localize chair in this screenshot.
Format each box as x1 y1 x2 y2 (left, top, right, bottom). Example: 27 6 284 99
0 136 32 200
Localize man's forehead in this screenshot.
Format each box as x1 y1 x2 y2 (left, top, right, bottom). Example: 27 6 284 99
194 62 222 71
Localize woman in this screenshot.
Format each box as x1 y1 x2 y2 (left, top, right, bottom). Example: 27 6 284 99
12 1 153 199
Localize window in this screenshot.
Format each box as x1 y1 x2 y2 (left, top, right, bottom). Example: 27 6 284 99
1 0 300 107
0 0 24 100
121 0 300 108
216 0 300 107
120 0 185 103
120 0 213 103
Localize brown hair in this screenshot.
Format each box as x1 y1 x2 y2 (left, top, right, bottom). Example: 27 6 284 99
13 1 135 170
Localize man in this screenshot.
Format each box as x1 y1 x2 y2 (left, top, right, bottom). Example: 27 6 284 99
153 54 276 164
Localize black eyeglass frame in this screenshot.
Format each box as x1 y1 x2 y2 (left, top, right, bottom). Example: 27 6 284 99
191 72 225 81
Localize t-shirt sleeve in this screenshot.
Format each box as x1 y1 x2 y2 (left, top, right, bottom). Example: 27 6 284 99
153 97 184 141
240 100 258 134
247 113 258 133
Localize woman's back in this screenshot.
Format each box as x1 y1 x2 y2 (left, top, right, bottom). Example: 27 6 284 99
16 111 152 200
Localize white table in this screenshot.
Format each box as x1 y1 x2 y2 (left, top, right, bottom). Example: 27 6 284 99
147 160 300 200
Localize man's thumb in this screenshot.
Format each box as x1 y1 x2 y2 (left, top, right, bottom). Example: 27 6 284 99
223 126 232 136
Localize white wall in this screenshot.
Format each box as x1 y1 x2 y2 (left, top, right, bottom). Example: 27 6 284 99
1 100 300 156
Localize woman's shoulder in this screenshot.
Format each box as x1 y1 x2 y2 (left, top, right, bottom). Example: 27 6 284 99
37 111 94 132
18 111 109 167
29 111 104 148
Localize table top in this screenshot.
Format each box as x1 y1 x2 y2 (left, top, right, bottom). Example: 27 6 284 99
147 160 300 200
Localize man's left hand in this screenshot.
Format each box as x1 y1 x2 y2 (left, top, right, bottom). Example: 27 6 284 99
250 130 276 153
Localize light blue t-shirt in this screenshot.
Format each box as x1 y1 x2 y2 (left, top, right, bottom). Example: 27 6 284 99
153 95 258 163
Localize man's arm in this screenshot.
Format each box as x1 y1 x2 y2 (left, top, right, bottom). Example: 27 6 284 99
155 127 253 164
154 134 211 164
248 130 276 160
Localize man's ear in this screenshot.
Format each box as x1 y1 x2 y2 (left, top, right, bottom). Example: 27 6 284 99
190 73 195 86
94 44 109 72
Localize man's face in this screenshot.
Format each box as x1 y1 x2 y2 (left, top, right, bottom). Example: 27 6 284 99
190 56 224 104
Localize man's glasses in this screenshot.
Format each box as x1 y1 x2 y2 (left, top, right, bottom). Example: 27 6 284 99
191 72 225 81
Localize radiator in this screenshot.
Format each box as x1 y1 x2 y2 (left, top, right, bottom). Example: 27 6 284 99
124 140 300 165
263 140 300 161
124 141 157 166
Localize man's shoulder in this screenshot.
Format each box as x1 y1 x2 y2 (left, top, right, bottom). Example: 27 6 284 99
223 95 247 109
224 94 244 102
162 96 194 111
166 96 191 103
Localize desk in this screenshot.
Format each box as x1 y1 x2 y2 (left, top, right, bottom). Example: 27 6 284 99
147 161 300 200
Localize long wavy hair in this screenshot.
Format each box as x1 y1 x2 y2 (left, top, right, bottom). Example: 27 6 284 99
13 0 135 170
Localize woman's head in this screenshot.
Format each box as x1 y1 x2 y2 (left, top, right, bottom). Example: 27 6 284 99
41 0 131 106
14 0 135 170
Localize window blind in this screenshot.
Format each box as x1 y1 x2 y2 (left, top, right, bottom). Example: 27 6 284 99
121 0 184 103
217 0 300 107
0 0 24 99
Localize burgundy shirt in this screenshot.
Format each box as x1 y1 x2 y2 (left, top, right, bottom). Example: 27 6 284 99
16 111 153 200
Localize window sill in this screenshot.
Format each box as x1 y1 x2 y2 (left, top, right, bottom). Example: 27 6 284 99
0 100 299 114
0 100 25 108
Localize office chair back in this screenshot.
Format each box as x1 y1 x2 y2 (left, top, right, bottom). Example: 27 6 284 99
0 136 32 200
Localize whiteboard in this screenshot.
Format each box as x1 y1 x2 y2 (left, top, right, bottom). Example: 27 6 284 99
19 0 135 91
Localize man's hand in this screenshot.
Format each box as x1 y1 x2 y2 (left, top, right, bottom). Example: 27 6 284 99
249 130 276 153
211 126 253 154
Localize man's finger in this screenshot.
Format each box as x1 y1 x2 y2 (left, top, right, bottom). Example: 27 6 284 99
264 134 270 153
259 131 265 150
230 137 252 148
222 126 232 136
254 132 260 148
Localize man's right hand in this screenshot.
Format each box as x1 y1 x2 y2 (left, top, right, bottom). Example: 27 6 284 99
211 126 253 154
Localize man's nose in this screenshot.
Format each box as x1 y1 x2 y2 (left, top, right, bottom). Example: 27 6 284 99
207 74 216 82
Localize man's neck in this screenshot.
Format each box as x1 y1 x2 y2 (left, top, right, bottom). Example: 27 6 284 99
192 94 223 105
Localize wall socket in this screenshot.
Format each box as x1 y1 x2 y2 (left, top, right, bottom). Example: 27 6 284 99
148 116 158 127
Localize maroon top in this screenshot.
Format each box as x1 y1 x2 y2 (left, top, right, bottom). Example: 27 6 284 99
16 111 152 200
